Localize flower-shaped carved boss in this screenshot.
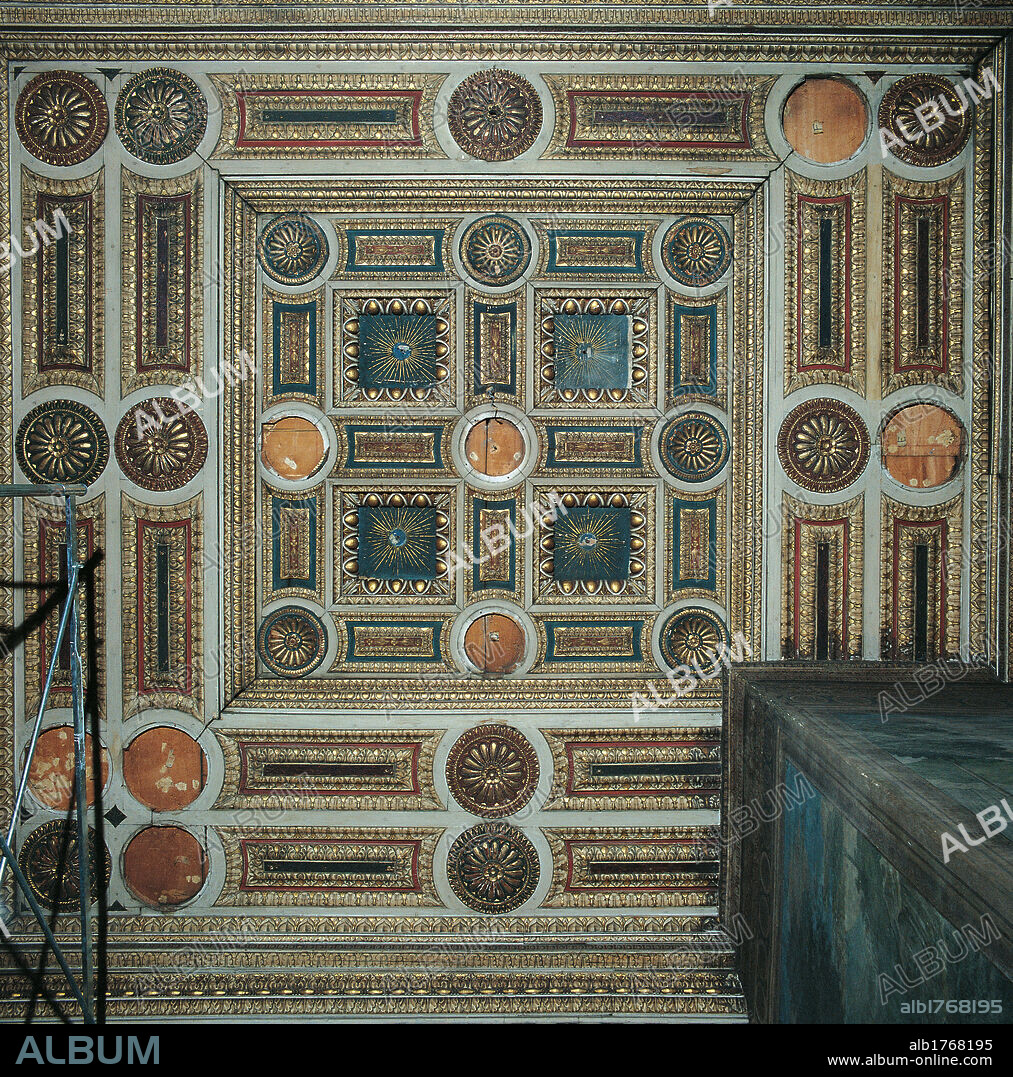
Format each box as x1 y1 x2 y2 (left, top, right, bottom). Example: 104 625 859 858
115 398 208 492
777 398 870 494
15 71 109 166
662 217 732 287
16 400 109 487
258 213 329 286
446 724 540 818
658 412 729 484
448 69 542 161
447 822 539 913
257 605 328 677
115 67 207 165
878 74 972 167
459 215 532 286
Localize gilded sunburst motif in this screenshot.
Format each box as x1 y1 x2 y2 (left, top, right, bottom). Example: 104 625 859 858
659 412 729 483
338 490 453 600
258 213 329 285
15 71 109 166
552 506 631 582
257 605 328 677
553 314 629 390
660 607 728 671
115 67 208 165
459 215 532 286
447 725 539 818
360 315 438 388
448 69 543 162
662 217 732 287
778 398 870 493
538 294 650 406
115 399 208 491
358 504 436 581
339 294 453 405
16 400 109 487
447 823 539 912
537 490 649 600
878 74 972 167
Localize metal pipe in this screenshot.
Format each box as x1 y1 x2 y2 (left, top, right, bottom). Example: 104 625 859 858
0 828 92 1021
0 483 97 1024
65 494 93 1022
0 561 81 893
0 484 88 498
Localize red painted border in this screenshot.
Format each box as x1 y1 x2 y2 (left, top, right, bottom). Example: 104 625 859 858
795 193 852 374
37 516 95 700
893 194 950 375
135 191 193 375
890 517 949 652
36 192 93 375
564 837 719 894
792 516 850 655
563 739 720 798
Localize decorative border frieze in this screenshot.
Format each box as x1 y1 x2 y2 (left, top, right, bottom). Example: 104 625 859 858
784 169 866 397
120 166 203 396
20 167 104 398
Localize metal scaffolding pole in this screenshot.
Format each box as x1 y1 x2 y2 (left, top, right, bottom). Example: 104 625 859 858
0 482 95 1023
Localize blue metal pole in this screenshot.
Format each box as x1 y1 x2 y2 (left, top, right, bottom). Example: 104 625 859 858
64 494 94 1023
0 561 81 893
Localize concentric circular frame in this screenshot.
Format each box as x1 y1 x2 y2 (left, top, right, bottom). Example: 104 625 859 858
15 70 109 167
658 411 730 484
16 399 110 488
446 724 540 818
446 822 540 913
114 66 208 165
257 605 329 678
777 397 871 494
662 216 732 287
877 400 966 492
115 398 208 491
447 69 543 162
257 212 329 286
458 214 533 286
878 73 972 167
17 820 111 911
659 606 730 672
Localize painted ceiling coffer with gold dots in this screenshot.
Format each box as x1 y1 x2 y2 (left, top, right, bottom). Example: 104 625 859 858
246 185 754 700
0 22 1007 1019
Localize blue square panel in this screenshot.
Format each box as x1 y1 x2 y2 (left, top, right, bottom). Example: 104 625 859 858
553 314 630 390
553 506 631 581
360 314 438 389
358 504 437 580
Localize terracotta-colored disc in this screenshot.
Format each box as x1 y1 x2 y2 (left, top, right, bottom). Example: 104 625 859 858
261 416 327 480
26 726 109 810
123 726 207 811
782 78 868 164
882 405 963 489
464 613 526 674
464 417 525 477
123 826 207 908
